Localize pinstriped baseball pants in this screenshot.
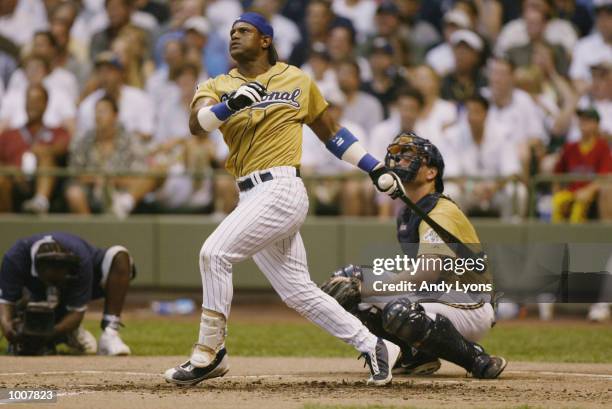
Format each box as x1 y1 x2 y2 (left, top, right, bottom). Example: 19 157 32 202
199 166 377 353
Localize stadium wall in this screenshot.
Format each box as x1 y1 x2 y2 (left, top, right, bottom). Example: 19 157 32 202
0 215 610 288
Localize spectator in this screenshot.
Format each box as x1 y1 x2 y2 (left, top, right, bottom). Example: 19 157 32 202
0 55 76 136
90 0 138 59
441 29 487 105
485 57 547 169
362 37 407 119
110 25 154 89
146 39 187 112
181 16 212 77
409 65 458 158
553 0 594 38
0 28 19 88
148 63 233 215
570 0 612 95
495 0 577 58
506 6 570 76
332 0 377 42
335 59 383 134
368 88 424 218
252 0 302 61
426 9 473 77
513 54 577 152
361 1 411 67
67 95 156 218
302 89 368 216
552 107 612 223
289 0 345 67
327 25 372 81
135 0 170 25
77 52 155 141
451 95 526 219
7 31 80 102
49 8 91 91
0 84 70 214
300 43 340 98
569 59 612 142
0 0 47 47
369 87 424 163
394 0 441 64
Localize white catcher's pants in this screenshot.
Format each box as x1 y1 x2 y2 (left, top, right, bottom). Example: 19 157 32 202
199 166 377 353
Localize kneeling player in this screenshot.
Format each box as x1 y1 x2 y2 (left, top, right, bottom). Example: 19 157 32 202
322 133 507 379
0 232 134 356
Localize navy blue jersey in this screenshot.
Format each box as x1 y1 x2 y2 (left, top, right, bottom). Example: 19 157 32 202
0 232 106 311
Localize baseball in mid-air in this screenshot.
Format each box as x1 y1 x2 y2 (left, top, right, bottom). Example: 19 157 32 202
378 173 395 190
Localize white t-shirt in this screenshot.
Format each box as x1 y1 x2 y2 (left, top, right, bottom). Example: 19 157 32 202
425 43 455 77
569 32 612 84
301 64 340 99
0 85 76 129
77 85 155 138
414 99 458 155
451 117 520 178
301 119 365 175
206 0 243 40
8 67 80 103
332 0 377 42
368 112 401 162
271 14 302 61
485 89 548 145
495 17 577 56
0 0 47 46
342 91 384 134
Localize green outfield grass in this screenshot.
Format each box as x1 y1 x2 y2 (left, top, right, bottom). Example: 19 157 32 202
1 319 611 362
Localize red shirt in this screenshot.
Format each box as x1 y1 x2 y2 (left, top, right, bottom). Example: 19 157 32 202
0 126 70 167
554 137 612 191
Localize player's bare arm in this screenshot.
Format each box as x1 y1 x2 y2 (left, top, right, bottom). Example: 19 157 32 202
0 303 17 342
53 310 85 337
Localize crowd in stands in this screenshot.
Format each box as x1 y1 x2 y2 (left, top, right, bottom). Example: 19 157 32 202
0 0 610 221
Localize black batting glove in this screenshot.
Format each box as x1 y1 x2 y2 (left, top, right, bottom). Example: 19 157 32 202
226 81 267 111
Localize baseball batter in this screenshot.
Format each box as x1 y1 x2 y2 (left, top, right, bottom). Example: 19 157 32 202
164 12 405 386
322 133 507 379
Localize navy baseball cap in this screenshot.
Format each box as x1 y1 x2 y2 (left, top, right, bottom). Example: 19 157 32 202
233 12 274 39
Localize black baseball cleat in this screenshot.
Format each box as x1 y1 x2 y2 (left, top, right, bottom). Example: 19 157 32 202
164 347 229 386
472 355 507 379
359 338 401 386
392 350 442 376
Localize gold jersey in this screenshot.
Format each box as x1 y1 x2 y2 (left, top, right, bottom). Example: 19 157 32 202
191 62 329 177
417 198 492 286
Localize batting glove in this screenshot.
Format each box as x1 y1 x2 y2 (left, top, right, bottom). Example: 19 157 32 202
227 81 267 111
369 167 405 199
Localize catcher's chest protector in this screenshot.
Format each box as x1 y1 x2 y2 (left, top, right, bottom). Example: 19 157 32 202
396 193 444 257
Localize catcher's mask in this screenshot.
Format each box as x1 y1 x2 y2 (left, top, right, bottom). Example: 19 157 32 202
384 132 445 193
35 242 80 283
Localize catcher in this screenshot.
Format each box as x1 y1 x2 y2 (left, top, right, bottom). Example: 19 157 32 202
0 232 134 355
322 133 507 379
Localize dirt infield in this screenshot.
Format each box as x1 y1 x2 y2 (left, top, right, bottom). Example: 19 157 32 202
0 356 610 409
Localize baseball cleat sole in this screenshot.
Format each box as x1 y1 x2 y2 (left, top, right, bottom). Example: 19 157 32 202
164 349 229 386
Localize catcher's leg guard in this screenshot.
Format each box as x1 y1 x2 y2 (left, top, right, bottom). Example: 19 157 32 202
382 299 506 379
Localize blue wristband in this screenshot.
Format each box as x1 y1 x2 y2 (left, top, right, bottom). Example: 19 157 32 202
357 153 380 173
210 101 234 121
325 127 357 159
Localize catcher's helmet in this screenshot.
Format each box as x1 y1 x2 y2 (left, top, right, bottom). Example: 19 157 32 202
35 241 80 279
384 132 445 193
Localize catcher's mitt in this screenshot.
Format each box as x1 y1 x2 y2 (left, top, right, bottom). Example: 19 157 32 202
320 276 362 313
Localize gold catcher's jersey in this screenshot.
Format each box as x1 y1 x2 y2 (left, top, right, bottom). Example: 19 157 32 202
191 62 328 177
417 199 492 286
